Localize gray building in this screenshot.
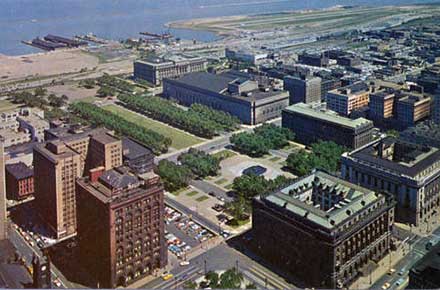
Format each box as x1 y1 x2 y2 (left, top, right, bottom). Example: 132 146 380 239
282 102 374 149
284 75 322 104
163 71 289 125
133 54 207 86
341 136 440 226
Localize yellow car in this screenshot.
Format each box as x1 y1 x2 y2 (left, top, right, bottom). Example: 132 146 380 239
382 282 391 290
162 273 173 281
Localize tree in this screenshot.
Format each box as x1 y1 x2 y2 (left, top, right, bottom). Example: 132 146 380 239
82 79 96 89
183 280 197 289
285 150 314 176
48 94 67 108
386 129 400 138
232 174 269 199
178 148 220 178
205 271 219 288
246 282 257 289
254 123 294 149
156 160 193 192
218 269 243 289
230 132 270 157
34 87 47 97
96 86 115 98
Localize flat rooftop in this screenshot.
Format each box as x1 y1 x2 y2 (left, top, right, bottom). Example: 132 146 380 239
259 170 380 229
331 82 370 96
283 102 372 130
122 137 153 160
137 54 204 66
348 136 440 178
5 162 33 180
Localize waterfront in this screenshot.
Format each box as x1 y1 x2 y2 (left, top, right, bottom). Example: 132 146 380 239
2 0 440 55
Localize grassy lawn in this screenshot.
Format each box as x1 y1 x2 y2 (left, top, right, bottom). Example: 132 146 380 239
214 178 228 185
212 150 237 161
195 195 209 202
0 99 20 112
227 218 250 228
103 104 203 150
186 191 199 197
76 96 101 104
170 187 189 196
269 156 282 162
224 183 234 190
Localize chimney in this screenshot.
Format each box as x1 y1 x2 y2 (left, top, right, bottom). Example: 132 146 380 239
89 166 105 183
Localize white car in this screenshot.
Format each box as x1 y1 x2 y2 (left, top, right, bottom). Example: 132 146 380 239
53 279 62 287
179 261 190 266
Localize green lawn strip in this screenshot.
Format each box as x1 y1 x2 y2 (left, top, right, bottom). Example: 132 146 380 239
0 100 20 112
195 195 209 202
212 150 237 160
269 156 282 162
103 104 203 150
214 178 228 185
186 191 199 197
170 187 189 196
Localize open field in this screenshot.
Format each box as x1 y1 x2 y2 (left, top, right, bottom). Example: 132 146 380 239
0 99 20 112
46 84 98 103
103 104 203 150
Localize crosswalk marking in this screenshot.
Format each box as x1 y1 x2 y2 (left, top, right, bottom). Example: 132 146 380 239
248 265 291 289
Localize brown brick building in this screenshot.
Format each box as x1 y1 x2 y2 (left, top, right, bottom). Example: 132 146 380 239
76 167 167 288
252 170 395 288
5 162 34 200
34 128 123 240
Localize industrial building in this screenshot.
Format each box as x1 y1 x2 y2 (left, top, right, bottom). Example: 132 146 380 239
163 71 289 125
252 170 395 288
341 137 440 225
282 102 374 149
133 54 207 85
76 166 167 288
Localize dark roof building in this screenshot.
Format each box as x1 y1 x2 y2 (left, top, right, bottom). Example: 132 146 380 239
5 162 34 200
408 243 440 289
122 138 155 174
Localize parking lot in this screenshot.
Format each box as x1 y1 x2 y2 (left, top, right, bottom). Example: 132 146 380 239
164 206 215 260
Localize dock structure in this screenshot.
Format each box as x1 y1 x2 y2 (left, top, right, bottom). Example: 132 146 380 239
139 31 173 39
23 34 88 51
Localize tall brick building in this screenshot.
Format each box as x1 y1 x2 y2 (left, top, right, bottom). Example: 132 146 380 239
76 167 167 288
252 170 395 288
5 162 34 200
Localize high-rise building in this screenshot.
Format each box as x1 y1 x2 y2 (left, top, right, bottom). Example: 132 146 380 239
326 82 371 116
0 142 7 240
369 90 395 121
284 75 322 104
252 170 395 288
341 136 440 226
34 141 82 240
434 93 440 124
34 128 123 239
76 167 167 288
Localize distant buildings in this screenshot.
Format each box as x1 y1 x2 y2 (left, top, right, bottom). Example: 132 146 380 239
163 71 289 125
408 243 440 289
394 93 431 127
433 93 440 124
283 75 321 104
341 137 440 225
225 48 268 65
298 52 329 67
326 82 371 116
76 167 167 288
134 54 207 85
5 162 34 200
252 170 394 289
34 128 123 239
282 102 374 149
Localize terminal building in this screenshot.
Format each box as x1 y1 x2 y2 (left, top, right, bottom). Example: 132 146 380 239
341 137 440 225
76 166 167 288
252 170 395 288
282 102 374 149
133 54 207 86
163 71 289 125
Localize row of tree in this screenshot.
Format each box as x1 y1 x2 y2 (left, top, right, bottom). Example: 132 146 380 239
118 94 240 138
285 141 347 177
97 74 136 94
69 102 171 154
11 89 68 109
230 124 295 157
156 149 221 192
184 268 255 289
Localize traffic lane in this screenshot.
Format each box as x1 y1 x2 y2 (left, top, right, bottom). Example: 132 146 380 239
190 180 232 202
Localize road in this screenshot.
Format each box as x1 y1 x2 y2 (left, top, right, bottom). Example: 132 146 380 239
189 180 232 202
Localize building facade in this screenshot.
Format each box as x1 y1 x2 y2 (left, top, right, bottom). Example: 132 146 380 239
252 170 395 288
122 138 155 174
134 55 207 85
369 90 395 121
163 71 289 125
5 162 34 200
434 93 440 124
284 75 322 104
408 243 440 289
326 83 371 116
341 137 440 226
0 143 7 240
76 167 167 288
282 102 374 149
395 94 431 127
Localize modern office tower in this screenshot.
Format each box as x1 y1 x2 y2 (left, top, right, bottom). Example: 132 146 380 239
134 54 207 85
76 167 167 288
282 102 374 149
34 141 82 240
341 136 440 226
252 170 395 288
283 75 322 104
163 71 289 125
326 82 371 116
0 142 7 240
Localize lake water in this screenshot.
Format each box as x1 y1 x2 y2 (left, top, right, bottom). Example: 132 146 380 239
1 0 438 55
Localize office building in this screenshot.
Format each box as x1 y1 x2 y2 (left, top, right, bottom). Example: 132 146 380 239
122 138 155 174
401 122 440 148
76 167 167 288
284 75 322 104
326 82 371 116
34 128 123 239
369 90 395 121
434 93 440 124
0 143 7 240
252 170 395 288
163 71 289 125
408 243 440 289
134 54 207 85
225 48 268 65
5 162 34 200
395 94 431 127
282 102 374 149
341 137 440 225
298 52 329 67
